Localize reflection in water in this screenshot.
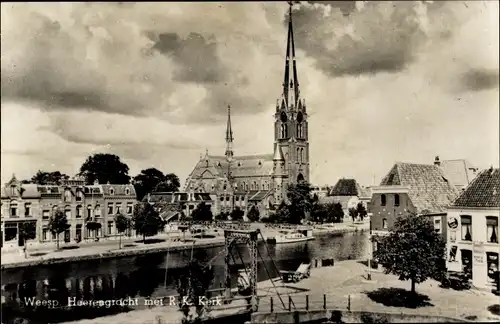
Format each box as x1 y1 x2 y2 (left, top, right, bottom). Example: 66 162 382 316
1 231 367 323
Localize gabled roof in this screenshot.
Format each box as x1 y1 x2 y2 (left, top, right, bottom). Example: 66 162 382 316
187 154 274 180
451 168 500 208
1 184 41 199
440 159 478 189
380 163 460 214
248 189 273 202
330 179 362 196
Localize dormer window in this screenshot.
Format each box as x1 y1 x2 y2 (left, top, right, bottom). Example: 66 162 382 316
125 188 130 195
109 188 115 195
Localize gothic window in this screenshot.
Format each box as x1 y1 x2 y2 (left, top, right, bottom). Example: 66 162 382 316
280 124 288 139
297 173 304 183
301 148 304 163
297 148 300 162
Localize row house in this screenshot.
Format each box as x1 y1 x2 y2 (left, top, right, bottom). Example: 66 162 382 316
369 162 460 255
446 167 499 290
1 175 136 249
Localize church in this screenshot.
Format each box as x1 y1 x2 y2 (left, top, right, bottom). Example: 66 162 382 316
183 4 310 218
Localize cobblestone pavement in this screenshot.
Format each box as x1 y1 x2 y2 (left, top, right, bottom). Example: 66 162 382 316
63 260 500 324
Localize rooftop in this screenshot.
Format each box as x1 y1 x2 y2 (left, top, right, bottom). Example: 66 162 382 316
380 163 460 214
451 167 500 208
329 179 362 196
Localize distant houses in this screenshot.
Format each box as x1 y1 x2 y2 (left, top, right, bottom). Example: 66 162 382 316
320 179 369 221
446 167 499 290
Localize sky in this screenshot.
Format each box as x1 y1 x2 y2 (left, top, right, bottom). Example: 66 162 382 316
1 1 499 188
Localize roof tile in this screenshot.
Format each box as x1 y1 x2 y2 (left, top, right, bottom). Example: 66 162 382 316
451 168 500 208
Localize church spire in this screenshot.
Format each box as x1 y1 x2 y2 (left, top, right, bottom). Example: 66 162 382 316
282 2 300 109
225 105 234 161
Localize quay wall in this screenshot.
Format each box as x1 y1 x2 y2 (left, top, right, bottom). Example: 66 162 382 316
250 309 469 323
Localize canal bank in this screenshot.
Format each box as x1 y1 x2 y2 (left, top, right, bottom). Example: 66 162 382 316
60 260 499 324
1 223 367 270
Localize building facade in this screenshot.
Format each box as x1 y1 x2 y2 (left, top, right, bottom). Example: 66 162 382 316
144 191 215 221
446 167 499 290
183 5 310 219
320 179 368 221
1 175 136 249
369 162 460 253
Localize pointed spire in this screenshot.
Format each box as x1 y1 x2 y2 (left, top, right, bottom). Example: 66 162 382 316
281 2 300 109
273 143 285 161
225 105 234 161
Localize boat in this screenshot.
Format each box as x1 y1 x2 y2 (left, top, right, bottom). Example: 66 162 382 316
267 229 314 244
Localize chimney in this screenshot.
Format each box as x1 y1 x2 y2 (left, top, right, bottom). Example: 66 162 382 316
434 156 441 166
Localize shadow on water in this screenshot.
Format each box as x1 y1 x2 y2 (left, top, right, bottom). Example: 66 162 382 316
1 231 368 323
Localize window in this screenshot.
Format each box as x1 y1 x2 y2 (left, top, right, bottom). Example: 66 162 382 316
223 184 227 190
461 215 472 241
394 194 400 207
125 188 130 195
52 205 58 216
107 203 113 214
434 219 441 233
64 190 72 202
381 194 386 206
220 196 224 202
108 221 113 235
487 216 498 243
226 196 230 201
262 183 265 190
126 204 133 214
10 202 17 217
76 205 82 218
42 227 49 241
65 206 71 219
95 205 101 218
24 203 31 216
297 148 300 162
87 205 92 219
235 196 240 201
76 191 84 202
382 218 388 229
42 210 50 220
116 203 122 215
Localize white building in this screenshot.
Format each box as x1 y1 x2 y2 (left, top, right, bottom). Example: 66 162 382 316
446 167 499 290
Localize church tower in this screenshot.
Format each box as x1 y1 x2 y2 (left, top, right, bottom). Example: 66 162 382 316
273 2 310 198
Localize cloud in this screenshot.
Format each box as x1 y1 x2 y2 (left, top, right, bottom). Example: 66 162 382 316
291 1 460 77
459 68 500 92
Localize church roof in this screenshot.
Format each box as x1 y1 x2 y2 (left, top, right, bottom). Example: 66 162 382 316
188 154 274 179
380 163 460 214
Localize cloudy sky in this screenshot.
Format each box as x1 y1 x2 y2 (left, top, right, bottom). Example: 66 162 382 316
1 1 499 187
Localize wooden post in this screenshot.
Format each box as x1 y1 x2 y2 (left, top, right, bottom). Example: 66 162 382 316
347 294 351 311
288 295 292 311
306 295 309 311
270 296 273 313
323 294 326 310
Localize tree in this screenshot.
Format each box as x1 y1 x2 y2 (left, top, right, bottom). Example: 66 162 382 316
154 173 181 192
30 170 70 185
177 260 215 323
48 209 70 250
247 206 260 222
286 182 314 224
356 202 367 221
79 153 130 185
132 168 167 201
349 207 358 222
230 207 244 221
133 202 164 243
215 213 228 221
324 202 344 223
373 213 446 295
19 222 36 258
191 202 213 222
115 213 131 249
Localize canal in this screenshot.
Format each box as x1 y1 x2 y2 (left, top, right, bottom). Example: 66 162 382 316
1 231 368 323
